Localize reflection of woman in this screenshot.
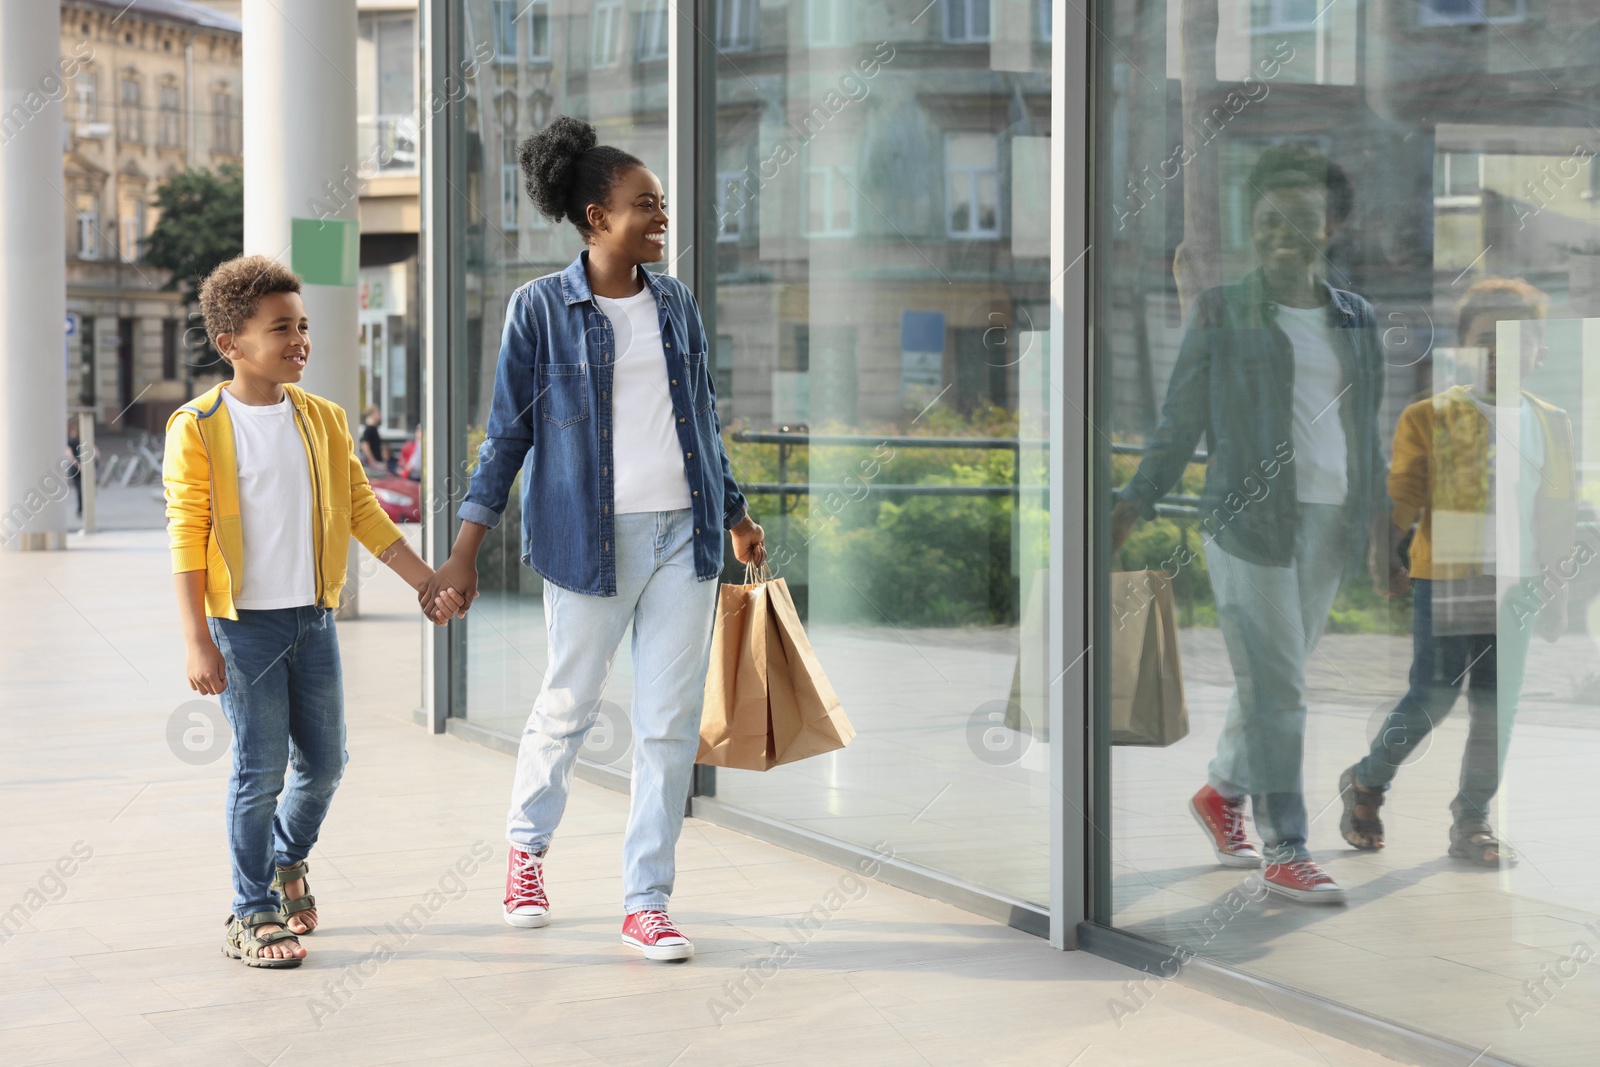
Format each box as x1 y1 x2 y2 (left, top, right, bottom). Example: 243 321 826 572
423 117 765 960
1341 279 1574 868
1112 145 1401 905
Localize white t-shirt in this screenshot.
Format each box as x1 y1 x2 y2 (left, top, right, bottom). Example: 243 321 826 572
594 287 695 514
1275 304 1349 505
220 388 317 610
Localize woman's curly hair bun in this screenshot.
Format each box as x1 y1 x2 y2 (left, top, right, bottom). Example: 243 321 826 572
518 115 644 235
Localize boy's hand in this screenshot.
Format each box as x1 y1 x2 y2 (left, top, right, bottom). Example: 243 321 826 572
186 637 228 695
425 583 468 624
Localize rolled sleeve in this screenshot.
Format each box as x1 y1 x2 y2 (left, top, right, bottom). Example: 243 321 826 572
459 290 537 529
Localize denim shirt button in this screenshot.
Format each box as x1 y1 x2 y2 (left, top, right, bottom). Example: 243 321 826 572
692 490 699 497
695 528 700 535
671 379 678 386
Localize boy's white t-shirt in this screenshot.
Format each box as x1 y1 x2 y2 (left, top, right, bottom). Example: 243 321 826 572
593 287 695 514
1274 303 1350 505
220 388 318 610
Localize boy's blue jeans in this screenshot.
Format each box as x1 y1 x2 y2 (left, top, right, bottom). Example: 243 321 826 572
1354 577 1535 825
208 606 346 918
506 508 719 913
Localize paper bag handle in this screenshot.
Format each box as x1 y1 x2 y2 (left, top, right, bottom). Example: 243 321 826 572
743 559 773 585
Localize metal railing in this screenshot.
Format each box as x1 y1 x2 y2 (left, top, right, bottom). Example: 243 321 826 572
730 430 1048 521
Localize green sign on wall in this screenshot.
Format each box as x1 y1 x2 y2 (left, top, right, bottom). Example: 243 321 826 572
290 217 359 287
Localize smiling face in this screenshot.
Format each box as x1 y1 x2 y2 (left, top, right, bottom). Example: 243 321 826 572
218 291 310 392
585 165 668 264
1250 184 1330 287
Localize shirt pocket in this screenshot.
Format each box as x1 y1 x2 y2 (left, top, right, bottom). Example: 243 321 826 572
538 363 591 428
683 352 714 415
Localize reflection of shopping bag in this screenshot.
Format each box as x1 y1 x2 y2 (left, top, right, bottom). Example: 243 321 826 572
697 562 855 771
1110 571 1188 747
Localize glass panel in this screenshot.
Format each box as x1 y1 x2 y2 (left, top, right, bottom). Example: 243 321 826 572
707 20 1053 904
452 0 668 774
1098 0 1600 1059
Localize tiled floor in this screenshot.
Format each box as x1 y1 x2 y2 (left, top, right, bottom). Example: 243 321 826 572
0 528 1407 1066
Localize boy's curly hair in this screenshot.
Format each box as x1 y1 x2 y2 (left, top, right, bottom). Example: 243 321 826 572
1456 277 1548 343
198 255 302 356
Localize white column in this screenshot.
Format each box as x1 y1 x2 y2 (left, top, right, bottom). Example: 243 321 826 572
242 0 364 613
0 0 70 552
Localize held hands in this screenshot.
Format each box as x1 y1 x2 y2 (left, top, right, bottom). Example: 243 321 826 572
420 556 479 621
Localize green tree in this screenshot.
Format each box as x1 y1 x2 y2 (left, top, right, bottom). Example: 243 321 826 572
142 163 244 381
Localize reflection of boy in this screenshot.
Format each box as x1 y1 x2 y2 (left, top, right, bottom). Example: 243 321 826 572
1341 279 1575 868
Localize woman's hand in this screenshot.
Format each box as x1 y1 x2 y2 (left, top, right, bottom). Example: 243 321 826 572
730 515 766 567
1111 499 1141 554
186 636 228 696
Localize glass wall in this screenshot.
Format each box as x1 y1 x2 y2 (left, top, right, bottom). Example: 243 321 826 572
452 0 668 770
1095 0 1600 1059
703 1 1054 905
443 0 1056 907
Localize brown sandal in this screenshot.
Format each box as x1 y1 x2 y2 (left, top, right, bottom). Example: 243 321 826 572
1338 766 1386 851
1450 823 1517 868
272 859 318 934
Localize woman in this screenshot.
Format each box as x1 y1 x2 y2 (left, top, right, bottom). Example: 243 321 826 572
424 117 766 960
1111 144 1404 905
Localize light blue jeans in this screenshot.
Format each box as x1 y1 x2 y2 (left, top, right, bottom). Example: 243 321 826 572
207 606 347 919
506 508 720 913
1203 504 1350 860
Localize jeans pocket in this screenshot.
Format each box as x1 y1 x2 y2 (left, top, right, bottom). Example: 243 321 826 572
539 363 591 428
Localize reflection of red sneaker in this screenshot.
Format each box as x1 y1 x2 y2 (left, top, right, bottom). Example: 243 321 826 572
504 846 550 928
621 910 694 961
1262 856 1347 905
1189 784 1262 868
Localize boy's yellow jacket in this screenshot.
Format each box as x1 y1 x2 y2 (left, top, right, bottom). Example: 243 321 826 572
163 382 406 620
1389 385 1576 580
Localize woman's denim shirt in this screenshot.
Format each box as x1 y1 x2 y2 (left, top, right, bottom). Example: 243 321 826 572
1116 268 1390 569
459 251 748 596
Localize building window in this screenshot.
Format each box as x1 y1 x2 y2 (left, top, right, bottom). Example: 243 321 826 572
1249 0 1321 31
492 0 518 62
944 0 990 43
524 0 551 62
158 84 181 148
716 170 748 242
637 0 670 62
212 89 234 154
1434 151 1483 200
119 197 144 263
76 192 99 259
1037 0 1051 42
946 132 1000 238
715 0 757 51
119 76 141 143
75 73 97 126
592 0 623 67
162 319 179 381
804 142 856 237
359 14 418 174
501 135 520 231
1418 0 1525 25
805 0 852 46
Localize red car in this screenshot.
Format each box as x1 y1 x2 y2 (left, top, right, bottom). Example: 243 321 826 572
367 472 421 523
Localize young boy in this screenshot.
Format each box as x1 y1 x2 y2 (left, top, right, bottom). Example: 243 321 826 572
164 255 462 967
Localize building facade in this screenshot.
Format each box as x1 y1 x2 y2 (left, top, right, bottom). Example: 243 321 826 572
62 0 242 432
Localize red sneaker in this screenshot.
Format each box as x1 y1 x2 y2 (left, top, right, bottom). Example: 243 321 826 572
621 909 693 961
1189 784 1261 868
1262 856 1347 905
504 846 550 928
